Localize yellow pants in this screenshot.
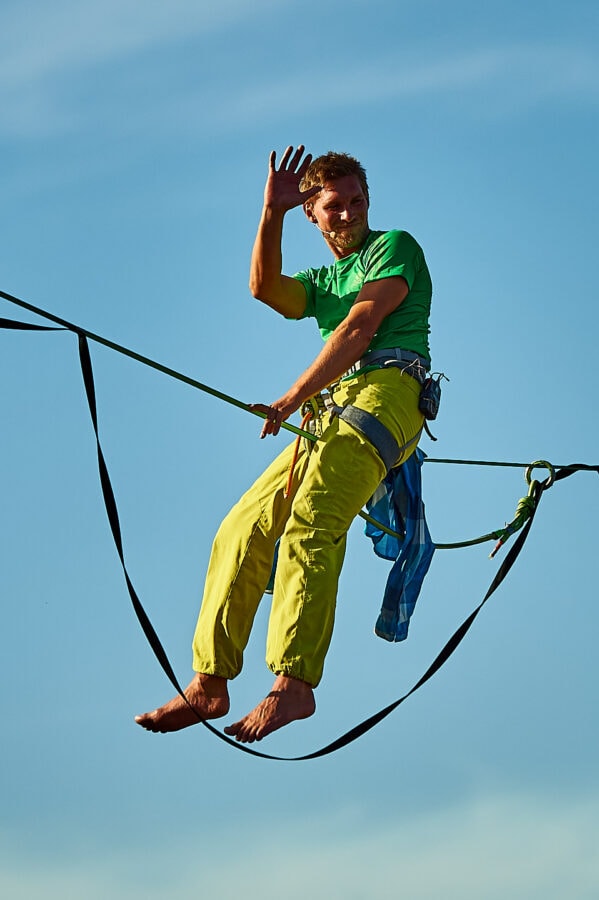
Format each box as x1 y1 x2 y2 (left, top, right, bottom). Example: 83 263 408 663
192 367 424 687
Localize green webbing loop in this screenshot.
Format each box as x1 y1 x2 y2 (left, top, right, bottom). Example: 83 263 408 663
487 462 556 558
489 479 541 559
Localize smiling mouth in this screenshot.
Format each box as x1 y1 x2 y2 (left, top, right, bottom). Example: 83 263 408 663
334 222 366 237
333 224 359 235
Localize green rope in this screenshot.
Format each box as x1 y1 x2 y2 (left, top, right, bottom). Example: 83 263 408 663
2 289 597 554
0 289 316 442
380 465 553 553
2 290 596 469
363 485 539 553
488 487 538 558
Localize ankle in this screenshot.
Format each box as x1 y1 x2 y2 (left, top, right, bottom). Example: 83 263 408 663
273 674 313 694
197 672 228 693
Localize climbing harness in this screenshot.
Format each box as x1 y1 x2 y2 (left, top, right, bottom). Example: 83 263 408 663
2 288 598 761
344 346 429 381
343 345 447 443
336 404 422 471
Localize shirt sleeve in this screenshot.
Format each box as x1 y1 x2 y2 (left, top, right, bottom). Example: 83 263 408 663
362 230 421 291
292 269 317 319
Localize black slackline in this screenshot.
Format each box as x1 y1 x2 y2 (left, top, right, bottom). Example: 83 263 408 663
3 307 598 760
0 290 314 442
75 330 557 760
2 289 595 473
0 316 64 332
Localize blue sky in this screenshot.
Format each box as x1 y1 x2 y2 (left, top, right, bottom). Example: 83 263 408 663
1 1 598 897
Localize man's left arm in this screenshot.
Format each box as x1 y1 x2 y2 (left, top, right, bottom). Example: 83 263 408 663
252 275 408 437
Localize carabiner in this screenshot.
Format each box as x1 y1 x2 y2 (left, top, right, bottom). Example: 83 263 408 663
525 459 556 489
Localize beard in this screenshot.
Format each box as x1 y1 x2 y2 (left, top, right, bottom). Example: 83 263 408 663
329 221 369 252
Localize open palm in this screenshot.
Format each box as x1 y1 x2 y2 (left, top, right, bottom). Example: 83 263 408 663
263 145 322 211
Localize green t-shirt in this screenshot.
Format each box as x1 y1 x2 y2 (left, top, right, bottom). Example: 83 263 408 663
293 229 432 361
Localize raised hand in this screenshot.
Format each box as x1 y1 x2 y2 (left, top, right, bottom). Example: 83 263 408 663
263 145 322 212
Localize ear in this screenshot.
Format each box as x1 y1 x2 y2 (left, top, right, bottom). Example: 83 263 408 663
303 202 317 224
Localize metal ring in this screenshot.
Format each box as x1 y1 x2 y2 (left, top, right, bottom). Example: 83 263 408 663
525 459 556 488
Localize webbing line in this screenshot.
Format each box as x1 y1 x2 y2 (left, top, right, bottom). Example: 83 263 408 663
2 300 598 760
426 457 599 472
0 309 537 552
0 290 316 442
74 328 554 760
2 291 594 470
75 333 274 759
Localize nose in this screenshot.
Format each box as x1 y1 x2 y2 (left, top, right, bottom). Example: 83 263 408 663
339 207 353 222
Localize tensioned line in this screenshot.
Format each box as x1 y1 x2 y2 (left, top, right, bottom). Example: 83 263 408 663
3 286 598 761
0 287 594 473
0 288 314 441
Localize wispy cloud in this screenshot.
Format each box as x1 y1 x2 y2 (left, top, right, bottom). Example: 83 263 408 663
0 0 278 85
55 40 595 147
1 3 597 146
0 0 280 138
210 42 599 128
2 789 598 899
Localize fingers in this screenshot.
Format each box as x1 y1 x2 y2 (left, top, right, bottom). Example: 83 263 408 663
248 403 284 438
289 145 308 171
296 151 314 178
263 406 283 438
279 145 294 168
260 417 282 438
271 144 312 174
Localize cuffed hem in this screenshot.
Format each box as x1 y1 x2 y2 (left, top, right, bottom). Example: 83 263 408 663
192 660 241 680
268 661 321 689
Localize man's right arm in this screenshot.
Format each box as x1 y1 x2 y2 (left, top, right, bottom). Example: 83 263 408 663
249 146 321 319
249 204 307 318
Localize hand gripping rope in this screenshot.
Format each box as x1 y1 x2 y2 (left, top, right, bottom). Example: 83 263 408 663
2 289 598 761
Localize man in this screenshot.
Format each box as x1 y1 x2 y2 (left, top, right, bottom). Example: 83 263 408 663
135 145 432 743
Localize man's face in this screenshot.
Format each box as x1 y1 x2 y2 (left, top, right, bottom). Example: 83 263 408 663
307 175 370 257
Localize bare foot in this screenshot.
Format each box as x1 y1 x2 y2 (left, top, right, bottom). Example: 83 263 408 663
135 673 230 733
224 675 315 743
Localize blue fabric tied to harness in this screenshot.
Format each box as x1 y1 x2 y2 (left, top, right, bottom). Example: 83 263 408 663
365 448 435 642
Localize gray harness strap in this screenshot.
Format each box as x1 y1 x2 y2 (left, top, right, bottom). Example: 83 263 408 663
337 404 421 471
345 347 430 384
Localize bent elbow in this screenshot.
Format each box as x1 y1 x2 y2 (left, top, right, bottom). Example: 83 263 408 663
249 277 267 301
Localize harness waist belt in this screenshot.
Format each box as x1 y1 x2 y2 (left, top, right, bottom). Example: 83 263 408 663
345 348 430 383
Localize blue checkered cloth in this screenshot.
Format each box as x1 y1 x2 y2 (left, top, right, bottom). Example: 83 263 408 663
365 448 435 642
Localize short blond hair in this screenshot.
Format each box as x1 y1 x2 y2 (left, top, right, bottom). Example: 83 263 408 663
300 151 369 206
